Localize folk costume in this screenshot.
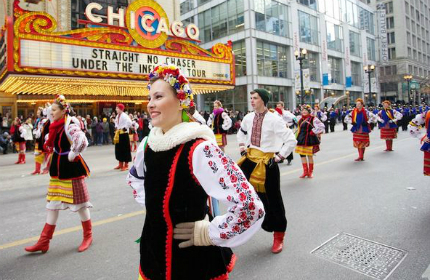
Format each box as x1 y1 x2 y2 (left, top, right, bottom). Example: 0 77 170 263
32 107 50 175
130 118 140 152
25 95 93 254
275 108 297 164
114 104 132 171
345 106 376 161
409 110 430 176
11 120 27 164
377 103 403 151
128 65 264 280
237 89 297 254
207 108 232 148
295 111 325 178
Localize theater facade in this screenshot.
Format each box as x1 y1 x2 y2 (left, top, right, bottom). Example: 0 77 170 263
0 0 235 117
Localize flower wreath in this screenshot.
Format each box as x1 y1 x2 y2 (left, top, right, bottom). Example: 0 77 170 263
148 64 194 109
55 95 71 114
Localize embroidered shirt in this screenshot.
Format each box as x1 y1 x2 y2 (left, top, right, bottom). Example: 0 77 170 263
237 111 297 158
251 110 268 147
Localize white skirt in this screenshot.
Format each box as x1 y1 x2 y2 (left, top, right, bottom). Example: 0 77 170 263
46 201 93 212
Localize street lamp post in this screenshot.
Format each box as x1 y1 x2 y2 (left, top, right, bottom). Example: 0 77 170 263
364 64 375 106
404 75 413 105
346 91 350 108
295 48 307 106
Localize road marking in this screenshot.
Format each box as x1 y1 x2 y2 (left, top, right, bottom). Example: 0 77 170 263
422 262 430 279
0 210 146 250
280 137 412 177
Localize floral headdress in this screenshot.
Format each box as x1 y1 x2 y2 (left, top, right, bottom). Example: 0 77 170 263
148 64 194 109
54 95 71 114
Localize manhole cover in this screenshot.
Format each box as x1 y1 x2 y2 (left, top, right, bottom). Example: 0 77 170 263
311 233 407 280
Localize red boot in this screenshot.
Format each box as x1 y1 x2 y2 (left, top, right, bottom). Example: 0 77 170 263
31 162 42 175
308 163 314 178
42 155 51 174
387 140 393 151
78 220 93 252
15 154 22 164
361 148 365 160
271 232 285 254
20 153 26 164
121 162 129 171
299 163 308 178
114 161 123 170
25 223 56 253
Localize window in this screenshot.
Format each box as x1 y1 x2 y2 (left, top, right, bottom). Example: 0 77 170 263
407 32 411 45
259 85 290 108
351 62 362 86
198 0 211 5
387 32 395 44
256 41 289 78
406 2 410 15
180 0 194 15
385 1 394 14
388 47 396 60
328 56 342 84
406 17 410 30
326 22 343 52
358 7 375 34
233 41 246 77
255 0 290 37
386 17 394 29
302 51 319 82
297 0 317 10
299 11 319 45
349 31 361 57
367 38 376 61
197 0 244 43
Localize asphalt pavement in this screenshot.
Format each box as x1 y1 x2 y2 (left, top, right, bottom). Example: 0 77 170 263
0 125 429 280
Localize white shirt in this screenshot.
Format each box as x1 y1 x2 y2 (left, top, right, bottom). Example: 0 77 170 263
276 109 297 127
115 112 132 130
237 111 297 158
193 111 207 125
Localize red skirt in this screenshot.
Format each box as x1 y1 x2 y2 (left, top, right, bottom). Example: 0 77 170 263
425 152 430 176
353 133 370 148
380 128 397 140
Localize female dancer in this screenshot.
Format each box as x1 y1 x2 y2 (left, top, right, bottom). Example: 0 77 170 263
377 100 403 151
345 98 376 161
295 105 325 178
25 95 92 253
409 109 430 176
207 100 232 151
11 117 27 164
128 65 264 280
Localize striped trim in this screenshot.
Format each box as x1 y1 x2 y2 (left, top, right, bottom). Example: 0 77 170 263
425 152 430 176
47 178 74 204
295 145 314 156
380 128 397 140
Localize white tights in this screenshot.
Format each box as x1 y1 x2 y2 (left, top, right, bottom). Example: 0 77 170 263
46 208 91 225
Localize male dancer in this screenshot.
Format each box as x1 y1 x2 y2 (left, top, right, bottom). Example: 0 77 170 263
113 104 132 171
238 89 297 254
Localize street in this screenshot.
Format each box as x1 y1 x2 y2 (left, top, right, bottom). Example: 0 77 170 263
0 126 429 280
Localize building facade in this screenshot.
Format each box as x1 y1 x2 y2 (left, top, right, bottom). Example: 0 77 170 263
181 0 378 112
367 0 430 105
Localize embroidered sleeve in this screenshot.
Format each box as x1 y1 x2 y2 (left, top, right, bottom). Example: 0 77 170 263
312 117 325 135
192 141 264 248
206 114 214 127
408 113 426 139
19 126 26 138
344 112 352 124
126 139 147 206
221 112 232 130
68 123 88 160
368 111 378 123
274 117 297 159
320 112 328 122
394 110 403 121
237 115 249 147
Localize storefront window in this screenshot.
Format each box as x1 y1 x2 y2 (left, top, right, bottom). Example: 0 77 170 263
299 11 319 45
351 61 361 86
255 0 290 37
326 22 343 52
233 41 246 77
259 85 290 109
203 85 248 113
328 56 342 84
302 51 319 82
197 0 244 43
257 41 289 78
349 31 361 57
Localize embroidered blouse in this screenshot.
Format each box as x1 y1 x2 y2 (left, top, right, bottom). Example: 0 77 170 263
377 109 403 129
409 111 430 152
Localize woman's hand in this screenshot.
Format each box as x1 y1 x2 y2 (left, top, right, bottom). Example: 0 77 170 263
173 220 213 248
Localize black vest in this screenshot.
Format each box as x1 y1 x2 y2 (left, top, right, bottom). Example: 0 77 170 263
12 125 25 143
213 113 227 134
49 125 90 180
140 139 234 280
297 117 320 146
36 119 50 151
